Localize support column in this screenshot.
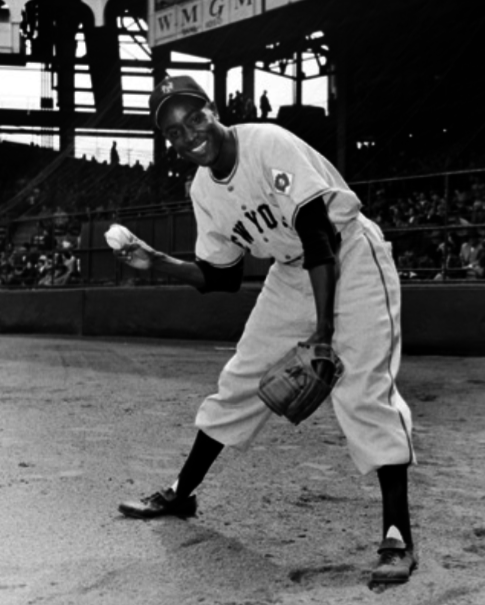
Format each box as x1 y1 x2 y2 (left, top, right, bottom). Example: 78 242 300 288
242 62 255 121
57 25 78 155
328 35 352 176
214 61 228 121
242 62 255 102
152 50 170 166
294 51 303 106
7 2 23 53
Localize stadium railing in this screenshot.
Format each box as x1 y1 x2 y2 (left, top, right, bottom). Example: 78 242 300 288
0 168 484 288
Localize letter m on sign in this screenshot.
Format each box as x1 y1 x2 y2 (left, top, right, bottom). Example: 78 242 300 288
180 1 201 27
231 0 254 22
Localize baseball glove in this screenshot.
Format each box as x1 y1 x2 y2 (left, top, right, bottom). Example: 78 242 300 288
258 342 344 425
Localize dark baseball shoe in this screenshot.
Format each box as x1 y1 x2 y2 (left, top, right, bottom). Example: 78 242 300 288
371 537 417 584
118 488 197 519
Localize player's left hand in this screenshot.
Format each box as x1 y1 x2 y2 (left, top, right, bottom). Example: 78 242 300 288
302 330 334 378
258 341 344 425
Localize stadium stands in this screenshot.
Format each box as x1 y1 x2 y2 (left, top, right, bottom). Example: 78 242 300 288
0 138 484 287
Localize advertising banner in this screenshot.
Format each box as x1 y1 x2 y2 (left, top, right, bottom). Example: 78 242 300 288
265 0 305 10
149 0 307 48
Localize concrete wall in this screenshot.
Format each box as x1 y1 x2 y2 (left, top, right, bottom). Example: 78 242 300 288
0 283 484 355
400 283 485 355
0 289 84 335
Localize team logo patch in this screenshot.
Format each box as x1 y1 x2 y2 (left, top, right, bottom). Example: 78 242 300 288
272 169 293 195
161 80 174 94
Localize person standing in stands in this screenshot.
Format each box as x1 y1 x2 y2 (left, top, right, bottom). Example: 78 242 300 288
259 90 272 120
110 141 120 166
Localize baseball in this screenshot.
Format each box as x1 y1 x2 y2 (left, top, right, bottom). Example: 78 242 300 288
104 224 135 250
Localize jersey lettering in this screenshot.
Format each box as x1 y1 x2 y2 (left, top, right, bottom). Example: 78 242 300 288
258 204 278 229
244 210 264 234
232 221 254 244
230 235 250 252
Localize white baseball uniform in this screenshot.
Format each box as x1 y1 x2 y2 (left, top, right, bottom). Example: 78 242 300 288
191 123 414 475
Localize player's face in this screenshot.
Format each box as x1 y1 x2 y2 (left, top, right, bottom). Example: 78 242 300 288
158 96 228 168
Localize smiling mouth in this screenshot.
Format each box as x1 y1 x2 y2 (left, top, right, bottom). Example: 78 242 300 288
190 141 208 155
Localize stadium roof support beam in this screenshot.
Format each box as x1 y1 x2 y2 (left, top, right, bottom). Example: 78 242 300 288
57 14 79 155
242 62 255 108
80 0 109 28
152 48 170 165
294 51 303 107
83 15 123 118
327 31 351 177
214 61 228 122
0 108 150 130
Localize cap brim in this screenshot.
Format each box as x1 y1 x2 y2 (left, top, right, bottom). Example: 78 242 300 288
155 92 208 129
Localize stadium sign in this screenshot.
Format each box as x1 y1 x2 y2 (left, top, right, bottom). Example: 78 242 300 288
149 0 307 47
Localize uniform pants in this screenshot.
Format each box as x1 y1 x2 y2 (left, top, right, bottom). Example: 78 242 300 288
195 215 415 475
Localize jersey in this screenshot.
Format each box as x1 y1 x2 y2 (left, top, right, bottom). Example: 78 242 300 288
190 124 414 475
190 123 362 269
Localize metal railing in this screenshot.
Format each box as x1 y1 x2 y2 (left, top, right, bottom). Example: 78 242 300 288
1 168 484 288
351 168 485 281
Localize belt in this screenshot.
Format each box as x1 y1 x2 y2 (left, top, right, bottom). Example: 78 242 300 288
282 254 304 266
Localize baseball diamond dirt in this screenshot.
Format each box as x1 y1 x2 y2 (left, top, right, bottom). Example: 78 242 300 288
1 335 485 605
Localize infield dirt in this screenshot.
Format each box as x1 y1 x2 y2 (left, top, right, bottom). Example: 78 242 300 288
1 335 484 605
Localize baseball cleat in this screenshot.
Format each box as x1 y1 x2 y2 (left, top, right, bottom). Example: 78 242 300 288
371 537 417 584
118 488 197 519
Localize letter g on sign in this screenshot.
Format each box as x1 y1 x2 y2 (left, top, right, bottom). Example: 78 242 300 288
210 0 225 18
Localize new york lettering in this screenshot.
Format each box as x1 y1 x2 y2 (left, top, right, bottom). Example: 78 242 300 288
232 221 254 244
230 204 279 247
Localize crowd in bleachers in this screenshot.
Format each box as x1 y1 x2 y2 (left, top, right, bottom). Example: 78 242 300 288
0 140 194 220
0 246 80 287
0 200 82 287
0 134 485 286
350 156 485 280
0 139 199 286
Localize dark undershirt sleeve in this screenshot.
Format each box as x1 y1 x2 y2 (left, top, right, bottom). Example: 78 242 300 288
194 257 244 293
294 196 341 270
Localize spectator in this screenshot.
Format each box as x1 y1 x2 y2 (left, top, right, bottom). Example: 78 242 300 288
53 205 69 235
60 226 80 251
110 141 120 166
51 250 78 286
397 249 418 280
226 93 236 124
459 231 483 278
184 172 195 199
243 95 257 121
476 238 485 277
233 91 244 122
259 90 272 120
471 199 485 224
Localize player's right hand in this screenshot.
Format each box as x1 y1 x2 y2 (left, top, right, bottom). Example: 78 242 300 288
114 240 155 270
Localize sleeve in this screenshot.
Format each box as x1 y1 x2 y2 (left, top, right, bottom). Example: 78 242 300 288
294 196 341 270
192 193 245 269
195 257 244 293
260 126 361 227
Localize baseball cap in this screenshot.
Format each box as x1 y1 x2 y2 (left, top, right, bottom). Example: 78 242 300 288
149 75 211 129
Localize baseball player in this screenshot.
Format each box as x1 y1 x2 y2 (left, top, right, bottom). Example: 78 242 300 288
117 75 417 584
